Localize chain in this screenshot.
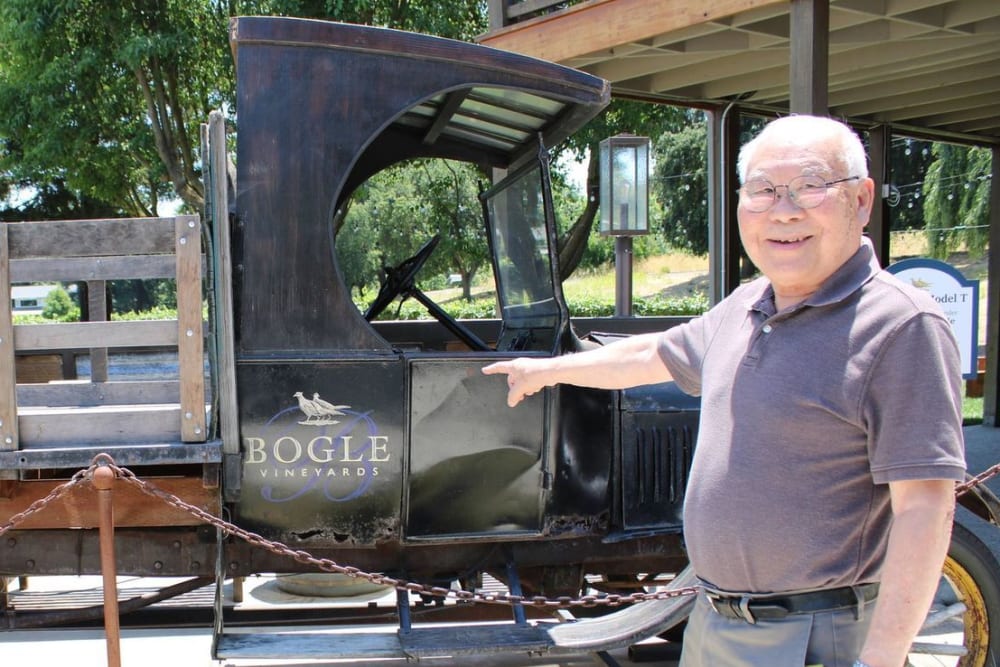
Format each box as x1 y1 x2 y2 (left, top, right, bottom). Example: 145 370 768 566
6 454 1000 609
956 461 1000 497
0 456 697 608
0 463 96 538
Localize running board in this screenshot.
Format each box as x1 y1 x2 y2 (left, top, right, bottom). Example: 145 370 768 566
213 567 696 661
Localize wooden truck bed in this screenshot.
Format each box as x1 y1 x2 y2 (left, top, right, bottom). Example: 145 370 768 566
0 215 221 528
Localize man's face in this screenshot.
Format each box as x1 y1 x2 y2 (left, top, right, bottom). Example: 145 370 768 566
737 136 875 309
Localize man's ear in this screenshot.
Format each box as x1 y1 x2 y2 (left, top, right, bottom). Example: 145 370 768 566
857 177 876 225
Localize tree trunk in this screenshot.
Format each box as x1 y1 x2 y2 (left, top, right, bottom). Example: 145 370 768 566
557 151 600 281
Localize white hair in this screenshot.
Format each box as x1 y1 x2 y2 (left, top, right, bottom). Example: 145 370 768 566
737 115 869 184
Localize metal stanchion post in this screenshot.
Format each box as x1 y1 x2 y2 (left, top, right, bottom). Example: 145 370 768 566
94 464 122 667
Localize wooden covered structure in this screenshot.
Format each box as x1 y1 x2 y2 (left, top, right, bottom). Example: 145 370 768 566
481 0 1000 425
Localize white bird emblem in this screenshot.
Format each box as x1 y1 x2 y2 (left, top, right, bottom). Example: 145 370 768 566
292 391 350 426
312 393 350 423
293 391 322 424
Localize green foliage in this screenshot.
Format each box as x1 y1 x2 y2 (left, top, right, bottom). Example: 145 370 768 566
653 116 709 254
363 291 708 321
263 0 487 40
111 306 178 320
40 285 80 321
579 230 669 269
922 144 992 259
0 0 487 220
339 159 488 299
556 99 690 163
886 138 935 232
0 0 236 215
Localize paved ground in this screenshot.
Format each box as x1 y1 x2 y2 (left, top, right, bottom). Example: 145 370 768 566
2 425 998 667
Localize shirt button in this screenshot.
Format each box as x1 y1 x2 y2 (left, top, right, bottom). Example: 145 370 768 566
762 324 773 334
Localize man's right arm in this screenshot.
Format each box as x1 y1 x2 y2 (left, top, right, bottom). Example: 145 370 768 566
482 331 673 407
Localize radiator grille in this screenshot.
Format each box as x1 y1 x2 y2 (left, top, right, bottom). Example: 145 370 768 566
622 415 695 530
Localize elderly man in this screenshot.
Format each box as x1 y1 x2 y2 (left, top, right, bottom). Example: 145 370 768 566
483 115 965 667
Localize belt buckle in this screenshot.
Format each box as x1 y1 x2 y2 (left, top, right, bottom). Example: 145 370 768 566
706 592 756 624
737 595 756 624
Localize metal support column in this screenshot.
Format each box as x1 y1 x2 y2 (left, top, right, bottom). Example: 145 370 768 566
706 105 726 305
866 124 891 267
982 146 1000 427
614 237 634 316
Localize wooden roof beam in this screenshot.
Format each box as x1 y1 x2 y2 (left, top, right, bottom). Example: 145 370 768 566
952 116 1000 134
837 75 1000 116
477 0 788 64
923 104 1000 127
828 58 1000 107
699 38 996 101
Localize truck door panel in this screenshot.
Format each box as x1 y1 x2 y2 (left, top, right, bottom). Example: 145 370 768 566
236 360 405 545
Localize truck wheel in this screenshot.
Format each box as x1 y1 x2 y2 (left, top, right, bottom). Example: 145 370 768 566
910 521 1000 666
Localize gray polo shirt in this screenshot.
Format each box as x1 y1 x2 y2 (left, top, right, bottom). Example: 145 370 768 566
658 241 966 594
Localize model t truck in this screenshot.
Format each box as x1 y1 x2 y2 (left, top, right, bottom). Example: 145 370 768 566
1 16 999 664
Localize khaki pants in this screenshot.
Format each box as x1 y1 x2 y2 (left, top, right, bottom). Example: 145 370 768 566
679 591 876 667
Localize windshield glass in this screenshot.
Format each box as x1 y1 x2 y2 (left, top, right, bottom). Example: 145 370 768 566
484 163 559 333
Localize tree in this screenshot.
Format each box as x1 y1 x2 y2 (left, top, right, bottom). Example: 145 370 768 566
41 285 80 321
653 116 709 254
886 137 935 232
922 143 992 259
550 99 693 278
0 1 487 221
265 0 487 40
417 160 489 300
0 0 238 216
338 159 488 302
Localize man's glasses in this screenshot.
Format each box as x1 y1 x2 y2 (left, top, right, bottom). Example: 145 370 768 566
740 175 860 213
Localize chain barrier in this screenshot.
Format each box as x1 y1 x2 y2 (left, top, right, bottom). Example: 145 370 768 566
4 454 1000 610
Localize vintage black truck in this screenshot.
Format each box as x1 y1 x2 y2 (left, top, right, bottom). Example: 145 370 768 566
2 16 999 665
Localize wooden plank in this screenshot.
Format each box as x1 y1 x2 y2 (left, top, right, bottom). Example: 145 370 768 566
790 0 829 115
14 354 63 383
86 280 109 382
6 218 176 259
10 255 177 282
176 215 206 442
13 320 179 351
16 380 181 407
477 0 788 65
207 112 241 457
0 476 219 529
17 404 181 446
0 225 18 460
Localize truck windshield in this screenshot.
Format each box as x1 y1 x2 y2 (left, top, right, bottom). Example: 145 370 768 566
483 162 561 340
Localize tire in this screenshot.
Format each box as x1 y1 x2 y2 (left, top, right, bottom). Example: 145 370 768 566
911 521 1000 667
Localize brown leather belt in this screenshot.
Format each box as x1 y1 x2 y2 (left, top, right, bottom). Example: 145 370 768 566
705 582 879 624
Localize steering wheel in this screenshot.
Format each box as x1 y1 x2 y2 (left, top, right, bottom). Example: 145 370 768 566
364 235 441 322
363 235 492 352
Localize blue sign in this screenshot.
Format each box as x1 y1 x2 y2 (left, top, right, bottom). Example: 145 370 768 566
887 258 980 379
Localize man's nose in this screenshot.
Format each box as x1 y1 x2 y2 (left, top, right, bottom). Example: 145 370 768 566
770 188 804 219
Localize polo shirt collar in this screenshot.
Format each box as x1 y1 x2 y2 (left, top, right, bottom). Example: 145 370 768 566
747 237 880 317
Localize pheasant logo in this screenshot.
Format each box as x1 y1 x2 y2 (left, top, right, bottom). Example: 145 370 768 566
293 391 350 426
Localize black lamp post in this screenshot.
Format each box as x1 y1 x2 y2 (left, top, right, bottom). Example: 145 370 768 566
599 134 650 316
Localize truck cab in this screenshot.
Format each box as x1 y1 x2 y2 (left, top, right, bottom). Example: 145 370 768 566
226 17 698 592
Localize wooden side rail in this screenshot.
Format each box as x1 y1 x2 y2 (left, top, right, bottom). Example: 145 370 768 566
0 215 207 454
0 226 17 473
